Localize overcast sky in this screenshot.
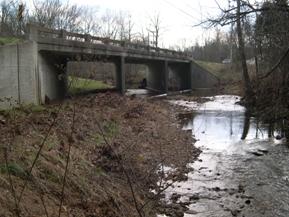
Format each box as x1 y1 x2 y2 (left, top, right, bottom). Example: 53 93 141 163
26 0 229 47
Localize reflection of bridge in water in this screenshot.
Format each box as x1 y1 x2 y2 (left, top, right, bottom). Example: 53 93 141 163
0 24 219 107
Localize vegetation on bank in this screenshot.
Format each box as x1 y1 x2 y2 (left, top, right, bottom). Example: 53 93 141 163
196 61 229 78
0 37 21 45
68 76 114 94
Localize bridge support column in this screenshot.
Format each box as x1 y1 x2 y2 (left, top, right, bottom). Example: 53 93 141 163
168 62 192 91
164 60 169 93
116 56 125 94
26 24 39 41
147 60 168 93
189 61 194 89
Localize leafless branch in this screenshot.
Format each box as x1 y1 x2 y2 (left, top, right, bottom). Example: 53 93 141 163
259 47 289 79
18 103 63 204
94 119 144 217
58 103 76 217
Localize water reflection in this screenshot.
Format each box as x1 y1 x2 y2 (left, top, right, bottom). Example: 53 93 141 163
241 111 251 140
163 95 289 217
183 110 269 152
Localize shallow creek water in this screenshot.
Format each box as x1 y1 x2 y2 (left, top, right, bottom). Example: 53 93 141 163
160 95 289 217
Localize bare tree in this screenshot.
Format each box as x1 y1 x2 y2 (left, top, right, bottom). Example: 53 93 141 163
117 11 134 41
147 12 162 48
31 0 62 28
79 6 100 35
134 28 150 45
236 0 254 100
203 0 255 102
99 9 119 39
31 0 82 32
55 2 82 32
99 10 135 41
0 0 23 35
126 15 134 41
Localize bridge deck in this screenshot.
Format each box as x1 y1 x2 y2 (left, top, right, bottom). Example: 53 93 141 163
27 24 192 63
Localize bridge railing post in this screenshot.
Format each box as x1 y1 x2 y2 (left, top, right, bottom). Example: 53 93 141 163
59 29 67 39
147 45 150 52
84 34 91 42
122 41 127 48
26 24 39 41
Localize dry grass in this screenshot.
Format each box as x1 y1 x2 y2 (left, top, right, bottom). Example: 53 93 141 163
0 93 200 217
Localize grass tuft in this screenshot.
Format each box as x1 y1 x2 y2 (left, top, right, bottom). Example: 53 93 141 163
0 37 21 45
0 162 28 179
68 76 113 94
92 121 119 145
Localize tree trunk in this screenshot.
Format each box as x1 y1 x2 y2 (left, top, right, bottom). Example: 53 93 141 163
236 0 254 102
241 111 251 140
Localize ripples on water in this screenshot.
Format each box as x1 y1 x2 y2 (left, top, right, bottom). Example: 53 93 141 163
161 95 289 217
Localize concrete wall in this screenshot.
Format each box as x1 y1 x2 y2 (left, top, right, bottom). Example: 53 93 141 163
19 43 38 104
147 61 168 93
0 42 38 108
38 52 67 102
168 63 191 91
191 61 220 89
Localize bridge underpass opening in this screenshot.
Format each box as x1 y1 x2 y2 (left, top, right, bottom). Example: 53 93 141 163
67 61 117 95
124 62 151 96
124 58 169 95
124 63 148 89
38 52 123 102
38 52 68 103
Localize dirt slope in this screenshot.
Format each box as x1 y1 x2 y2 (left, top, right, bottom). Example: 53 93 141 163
0 93 200 217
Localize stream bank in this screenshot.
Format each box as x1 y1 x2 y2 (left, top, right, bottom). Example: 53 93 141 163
0 93 200 217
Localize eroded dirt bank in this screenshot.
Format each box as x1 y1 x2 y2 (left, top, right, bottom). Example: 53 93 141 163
0 93 200 217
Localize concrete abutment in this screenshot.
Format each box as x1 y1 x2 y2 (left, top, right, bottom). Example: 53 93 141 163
0 42 39 108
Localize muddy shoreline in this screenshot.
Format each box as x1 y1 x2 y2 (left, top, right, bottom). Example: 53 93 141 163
0 93 200 217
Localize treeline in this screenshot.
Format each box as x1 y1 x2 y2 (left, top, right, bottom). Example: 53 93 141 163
0 0 162 47
191 29 231 63
190 27 255 64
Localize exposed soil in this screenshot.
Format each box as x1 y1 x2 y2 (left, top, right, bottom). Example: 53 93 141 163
218 80 243 96
0 93 200 217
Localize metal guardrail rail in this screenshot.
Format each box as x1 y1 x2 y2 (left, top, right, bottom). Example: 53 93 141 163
26 24 192 60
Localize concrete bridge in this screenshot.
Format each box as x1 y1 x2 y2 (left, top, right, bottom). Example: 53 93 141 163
0 24 219 108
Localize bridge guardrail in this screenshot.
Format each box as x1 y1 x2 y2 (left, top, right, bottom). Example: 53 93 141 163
26 24 192 60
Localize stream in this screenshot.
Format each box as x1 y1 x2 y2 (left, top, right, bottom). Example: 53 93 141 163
160 95 289 217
